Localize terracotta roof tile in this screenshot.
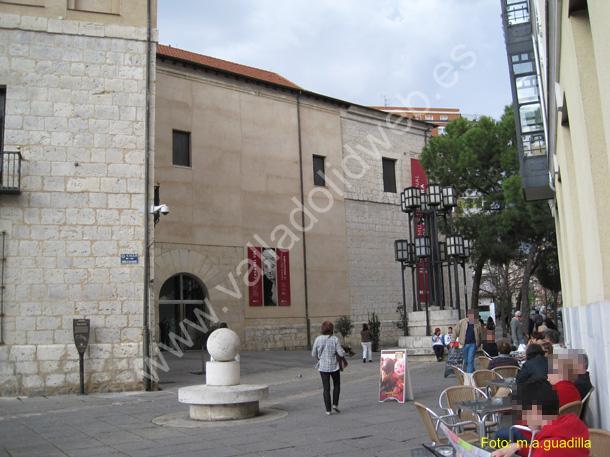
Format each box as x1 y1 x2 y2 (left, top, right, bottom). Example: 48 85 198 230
157 44 301 90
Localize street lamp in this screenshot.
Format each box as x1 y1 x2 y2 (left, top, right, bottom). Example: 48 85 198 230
394 239 414 336
394 184 471 334
442 186 457 209
403 187 421 212
428 183 443 206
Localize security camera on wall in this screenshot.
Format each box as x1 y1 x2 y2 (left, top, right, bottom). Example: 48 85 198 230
150 204 170 216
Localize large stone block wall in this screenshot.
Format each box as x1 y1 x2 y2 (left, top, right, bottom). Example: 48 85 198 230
345 199 413 334
340 108 428 348
0 17 151 395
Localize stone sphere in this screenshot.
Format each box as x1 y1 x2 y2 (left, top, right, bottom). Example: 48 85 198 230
207 328 240 362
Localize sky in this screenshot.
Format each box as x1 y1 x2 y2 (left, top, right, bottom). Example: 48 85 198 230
158 0 512 119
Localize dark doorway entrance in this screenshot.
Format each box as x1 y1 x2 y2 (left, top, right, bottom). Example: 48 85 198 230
158 273 208 351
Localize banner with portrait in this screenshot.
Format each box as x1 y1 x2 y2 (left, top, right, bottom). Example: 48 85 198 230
248 246 291 306
379 350 413 403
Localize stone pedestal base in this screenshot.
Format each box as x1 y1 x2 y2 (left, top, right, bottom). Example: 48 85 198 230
206 361 240 386
178 384 269 422
189 401 259 421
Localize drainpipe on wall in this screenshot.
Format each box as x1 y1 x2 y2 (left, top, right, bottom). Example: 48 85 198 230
142 0 153 391
296 92 311 350
0 231 6 345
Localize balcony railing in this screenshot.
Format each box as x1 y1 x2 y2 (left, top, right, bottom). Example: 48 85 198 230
0 150 22 194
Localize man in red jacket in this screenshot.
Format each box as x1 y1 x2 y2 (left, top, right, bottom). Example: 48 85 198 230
548 351 581 406
491 379 589 457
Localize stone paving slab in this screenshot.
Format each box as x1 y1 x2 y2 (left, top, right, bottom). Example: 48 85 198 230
0 351 456 457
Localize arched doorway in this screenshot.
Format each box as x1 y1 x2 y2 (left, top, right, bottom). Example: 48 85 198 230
158 273 208 351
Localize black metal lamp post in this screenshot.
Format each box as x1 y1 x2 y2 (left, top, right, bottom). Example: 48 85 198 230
396 183 472 333
394 239 413 336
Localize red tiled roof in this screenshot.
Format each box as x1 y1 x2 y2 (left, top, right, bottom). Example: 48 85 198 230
157 44 301 90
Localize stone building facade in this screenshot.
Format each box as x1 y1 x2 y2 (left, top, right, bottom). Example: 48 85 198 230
340 106 429 345
152 46 432 361
0 0 155 395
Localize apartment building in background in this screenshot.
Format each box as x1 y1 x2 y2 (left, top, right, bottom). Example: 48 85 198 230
501 0 610 429
371 107 461 136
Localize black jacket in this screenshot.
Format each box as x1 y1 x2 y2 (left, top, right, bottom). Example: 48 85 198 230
574 372 593 399
516 354 548 384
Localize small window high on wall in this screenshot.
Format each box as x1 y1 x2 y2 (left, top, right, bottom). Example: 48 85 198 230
382 157 397 193
172 130 191 167
313 155 325 186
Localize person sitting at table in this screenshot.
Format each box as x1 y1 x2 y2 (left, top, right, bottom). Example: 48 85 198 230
482 328 499 357
516 344 547 384
527 331 545 346
490 379 589 457
573 351 593 399
544 329 562 352
489 340 520 370
547 351 581 406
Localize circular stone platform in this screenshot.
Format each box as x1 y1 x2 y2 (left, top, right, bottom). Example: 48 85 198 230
153 407 287 428
178 384 269 421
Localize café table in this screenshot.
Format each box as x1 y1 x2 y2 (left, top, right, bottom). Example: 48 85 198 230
458 396 513 438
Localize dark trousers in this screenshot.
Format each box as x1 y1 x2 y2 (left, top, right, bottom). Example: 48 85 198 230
320 370 341 412
433 345 444 360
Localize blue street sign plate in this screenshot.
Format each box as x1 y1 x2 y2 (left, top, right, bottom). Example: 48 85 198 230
120 253 139 264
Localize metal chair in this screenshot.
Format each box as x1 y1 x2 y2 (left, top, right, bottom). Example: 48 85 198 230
589 428 610 457
472 369 501 393
580 386 594 422
510 425 537 457
452 365 466 385
558 400 583 417
477 355 491 370
414 401 479 445
492 366 519 379
439 385 499 435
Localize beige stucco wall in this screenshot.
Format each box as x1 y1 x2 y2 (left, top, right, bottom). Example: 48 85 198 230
552 0 610 429
154 61 350 351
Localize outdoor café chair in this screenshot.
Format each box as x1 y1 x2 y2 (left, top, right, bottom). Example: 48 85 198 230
452 365 466 385
589 428 610 457
477 355 491 370
439 386 498 434
414 401 479 446
509 425 538 457
558 400 583 417
492 365 519 379
472 369 501 393
580 386 594 422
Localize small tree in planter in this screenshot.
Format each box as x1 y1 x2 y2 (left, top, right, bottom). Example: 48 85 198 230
335 315 355 356
368 312 381 352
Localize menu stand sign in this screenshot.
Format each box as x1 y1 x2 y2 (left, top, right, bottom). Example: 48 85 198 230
73 319 90 395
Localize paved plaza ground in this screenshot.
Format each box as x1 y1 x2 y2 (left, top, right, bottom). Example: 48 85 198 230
0 350 456 457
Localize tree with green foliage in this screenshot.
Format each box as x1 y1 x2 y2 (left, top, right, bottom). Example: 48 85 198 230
421 106 558 321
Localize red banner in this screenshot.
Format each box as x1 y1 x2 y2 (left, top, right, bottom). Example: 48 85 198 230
248 246 262 306
276 249 291 306
411 159 430 305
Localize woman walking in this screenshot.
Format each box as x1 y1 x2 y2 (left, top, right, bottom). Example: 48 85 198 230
360 323 373 363
312 321 346 415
